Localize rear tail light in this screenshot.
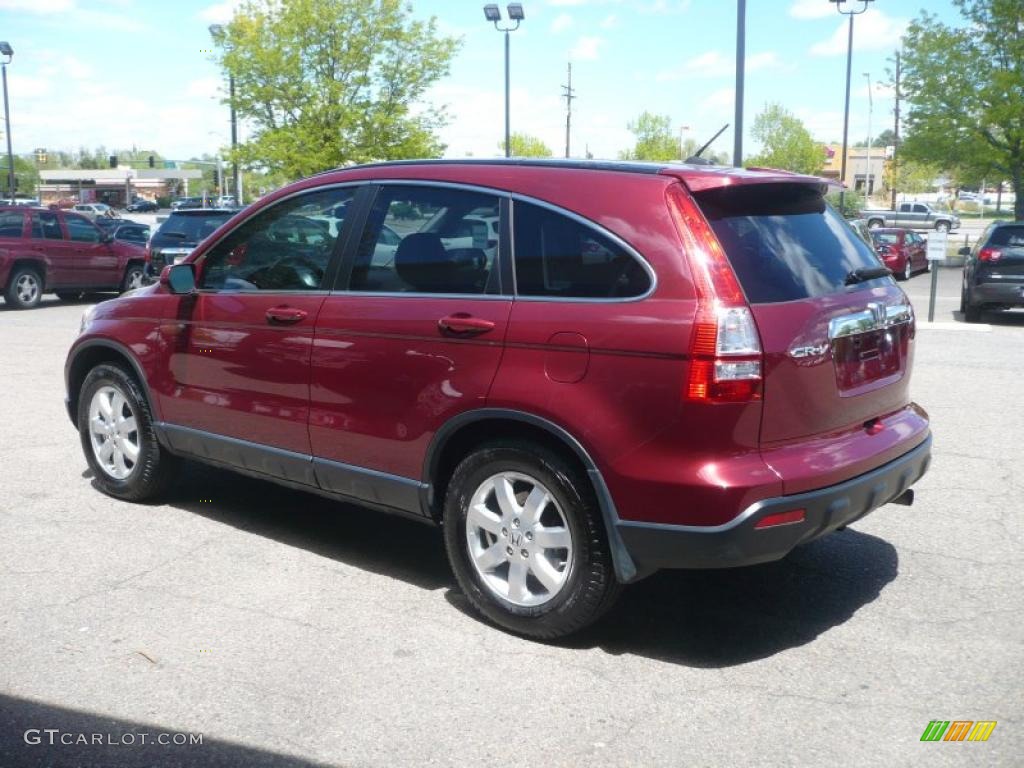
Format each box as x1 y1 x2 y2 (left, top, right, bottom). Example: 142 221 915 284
978 247 1002 262
667 186 763 403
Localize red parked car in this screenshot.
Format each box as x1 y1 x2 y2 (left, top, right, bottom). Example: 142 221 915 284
0 206 147 309
870 227 929 281
64 160 931 638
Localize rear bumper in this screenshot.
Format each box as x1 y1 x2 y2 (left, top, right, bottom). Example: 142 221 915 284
970 281 1024 306
616 434 931 571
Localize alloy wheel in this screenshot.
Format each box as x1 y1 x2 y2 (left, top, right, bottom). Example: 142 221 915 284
125 268 145 291
88 385 140 480
904 259 912 280
15 273 40 305
465 471 573 608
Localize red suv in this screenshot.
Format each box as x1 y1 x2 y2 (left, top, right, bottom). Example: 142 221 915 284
0 206 147 308
64 161 931 638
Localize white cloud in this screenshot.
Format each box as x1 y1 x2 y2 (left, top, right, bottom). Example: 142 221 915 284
185 77 223 101
198 0 244 24
0 0 145 30
655 49 780 82
570 36 604 61
549 0 586 6
0 0 74 11
550 12 573 33
789 0 840 19
600 14 617 29
700 87 735 115
810 10 908 56
747 51 782 72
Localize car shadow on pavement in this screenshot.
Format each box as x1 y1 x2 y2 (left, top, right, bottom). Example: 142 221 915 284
570 528 898 667
157 461 451 592
951 308 1024 326
156 462 897 667
0 693 329 768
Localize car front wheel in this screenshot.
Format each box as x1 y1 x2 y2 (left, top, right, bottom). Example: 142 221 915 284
935 221 950 233
121 264 146 292
78 363 178 501
443 440 621 639
901 258 913 281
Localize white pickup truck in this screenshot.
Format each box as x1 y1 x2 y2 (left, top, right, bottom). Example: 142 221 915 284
861 202 961 232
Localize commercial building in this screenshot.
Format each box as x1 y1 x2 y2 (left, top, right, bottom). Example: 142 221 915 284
820 144 890 196
37 167 203 207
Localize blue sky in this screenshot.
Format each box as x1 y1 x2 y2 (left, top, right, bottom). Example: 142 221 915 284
0 0 966 164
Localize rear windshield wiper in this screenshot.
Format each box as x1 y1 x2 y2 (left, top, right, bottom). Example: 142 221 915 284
845 266 892 285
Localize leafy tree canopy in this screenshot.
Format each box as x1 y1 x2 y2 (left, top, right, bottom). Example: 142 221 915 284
746 103 824 175
501 133 553 157
620 112 679 162
900 0 1024 217
215 0 460 179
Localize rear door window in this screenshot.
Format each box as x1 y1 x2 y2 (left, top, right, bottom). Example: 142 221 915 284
512 201 651 299
30 211 63 240
65 215 101 243
0 210 25 237
696 183 886 304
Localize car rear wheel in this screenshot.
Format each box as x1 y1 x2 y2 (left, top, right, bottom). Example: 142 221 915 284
443 440 621 639
867 218 884 229
4 266 43 309
935 221 950 233
121 264 146 292
962 287 982 323
78 363 178 501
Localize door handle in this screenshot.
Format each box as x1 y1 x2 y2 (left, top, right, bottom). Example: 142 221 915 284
438 313 495 336
266 306 308 325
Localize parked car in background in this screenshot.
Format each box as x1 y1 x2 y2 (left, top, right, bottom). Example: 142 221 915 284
870 227 929 281
960 220 1024 322
64 159 931 639
0 206 147 308
144 208 235 279
95 217 150 246
170 197 213 210
72 203 117 221
126 199 159 213
214 195 239 209
861 202 960 232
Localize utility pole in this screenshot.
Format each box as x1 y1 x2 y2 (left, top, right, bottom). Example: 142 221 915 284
891 50 901 210
562 62 576 158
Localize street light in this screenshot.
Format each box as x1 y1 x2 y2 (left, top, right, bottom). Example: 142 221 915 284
483 4 525 158
863 72 873 206
209 24 242 204
1 41 14 201
831 0 874 213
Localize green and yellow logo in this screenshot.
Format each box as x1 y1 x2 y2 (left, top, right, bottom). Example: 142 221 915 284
921 720 997 742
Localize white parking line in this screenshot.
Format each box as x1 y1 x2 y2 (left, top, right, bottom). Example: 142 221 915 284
916 321 991 332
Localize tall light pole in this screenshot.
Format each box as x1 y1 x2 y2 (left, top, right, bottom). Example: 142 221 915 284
209 24 242 204
831 0 874 213
484 4 524 158
733 0 746 167
1 42 15 201
863 72 873 205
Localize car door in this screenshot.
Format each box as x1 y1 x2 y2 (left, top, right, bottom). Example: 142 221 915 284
157 185 358 482
24 210 78 287
907 231 925 269
308 183 512 509
63 213 121 288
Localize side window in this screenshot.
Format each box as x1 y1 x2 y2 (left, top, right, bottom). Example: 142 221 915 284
66 215 101 243
348 185 499 295
119 227 148 244
30 212 63 240
0 210 25 237
513 201 651 299
199 187 353 291
913 204 928 214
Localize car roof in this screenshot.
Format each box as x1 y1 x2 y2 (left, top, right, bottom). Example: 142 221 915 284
309 158 831 194
168 208 235 216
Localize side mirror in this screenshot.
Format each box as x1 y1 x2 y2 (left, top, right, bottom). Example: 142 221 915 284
958 246 971 257
160 263 196 294
101 232 114 243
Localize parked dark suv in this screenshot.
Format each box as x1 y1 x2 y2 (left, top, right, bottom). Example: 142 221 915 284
0 206 147 308
144 209 235 280
959 220 1024 322
64 160 931 638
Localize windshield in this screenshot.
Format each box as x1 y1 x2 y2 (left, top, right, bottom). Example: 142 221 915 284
156 212 233 242
697 183 887 304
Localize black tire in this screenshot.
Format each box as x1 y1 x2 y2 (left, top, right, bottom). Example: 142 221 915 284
898 258 912 281
443 440 621 639
4 265 43 309
962 288 982 323
867 218 884 229
935 221 950 233
56 291 84 302
121 263 146 293
77 363 178 502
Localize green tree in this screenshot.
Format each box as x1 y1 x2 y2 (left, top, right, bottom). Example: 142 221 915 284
213 0 459 179
501 133 553 157
884 159 941 195
746 103 824 175
900 0 1024 218
620 112 679 162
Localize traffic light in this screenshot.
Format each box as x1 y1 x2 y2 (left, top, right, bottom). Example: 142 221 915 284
148 155 155 168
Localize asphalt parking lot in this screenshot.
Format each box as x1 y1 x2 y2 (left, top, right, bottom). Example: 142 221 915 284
0 266 1021 767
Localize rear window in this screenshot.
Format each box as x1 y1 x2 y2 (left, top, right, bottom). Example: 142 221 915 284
989 226 1024 248
872 233 899 245
156 212 232 243
697 183 885 304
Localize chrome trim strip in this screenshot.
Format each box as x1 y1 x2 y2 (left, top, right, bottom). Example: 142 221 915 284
828 302 912 340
